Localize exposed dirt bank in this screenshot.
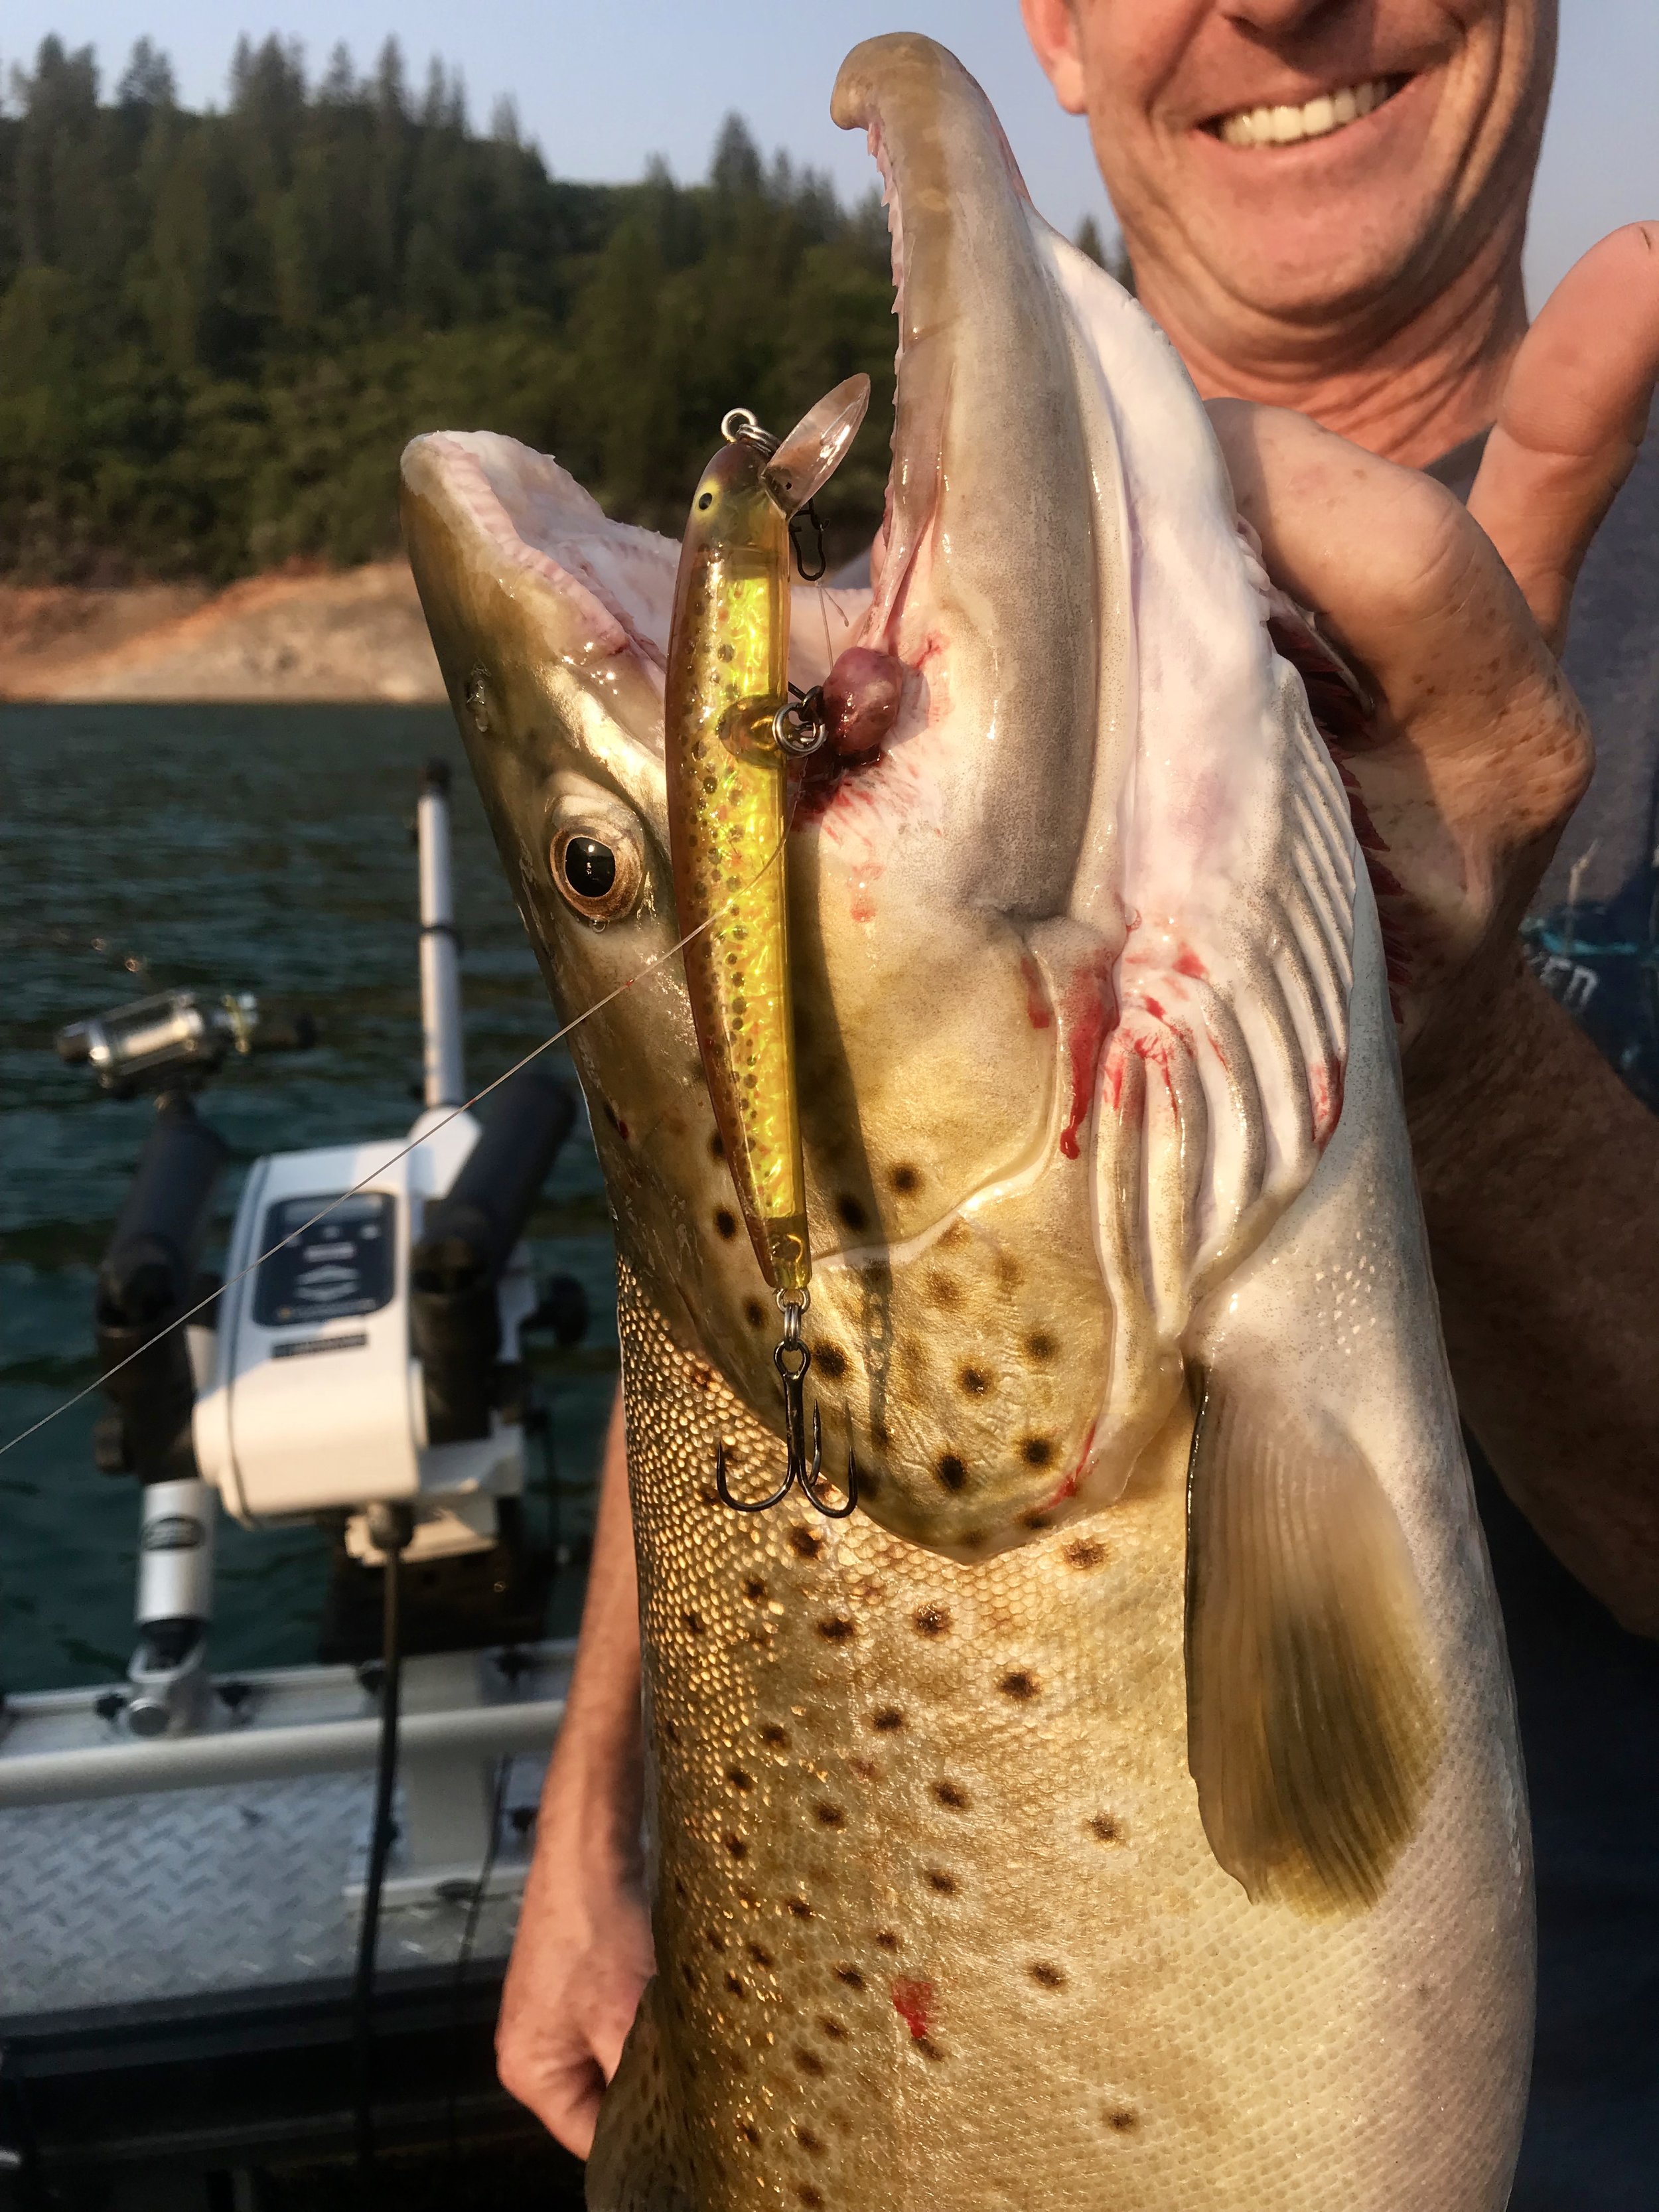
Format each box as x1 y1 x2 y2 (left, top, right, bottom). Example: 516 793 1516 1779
0 563 446 704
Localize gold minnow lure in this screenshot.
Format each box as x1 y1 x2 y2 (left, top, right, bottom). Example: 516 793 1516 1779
664 374 869 1514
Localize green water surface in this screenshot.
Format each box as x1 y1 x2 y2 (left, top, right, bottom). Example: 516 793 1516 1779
0 704 614 1689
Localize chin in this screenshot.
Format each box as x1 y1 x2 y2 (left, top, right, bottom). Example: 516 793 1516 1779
1175 184 1445 330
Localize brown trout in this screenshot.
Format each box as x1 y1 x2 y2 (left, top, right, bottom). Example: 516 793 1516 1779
399 33 1532 2211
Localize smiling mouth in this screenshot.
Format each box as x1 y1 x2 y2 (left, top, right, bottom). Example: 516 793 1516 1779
1208 75 1407 150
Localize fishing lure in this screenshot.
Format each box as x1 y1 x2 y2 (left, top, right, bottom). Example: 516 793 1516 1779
664 375 869 1514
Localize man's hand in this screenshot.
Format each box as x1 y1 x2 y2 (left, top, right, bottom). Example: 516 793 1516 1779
496 1394 652 2156
1208 225 1659 1633
495 1796 655 2158
1209 223 1659 1079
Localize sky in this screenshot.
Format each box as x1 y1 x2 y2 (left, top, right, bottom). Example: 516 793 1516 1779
3 0 1654 311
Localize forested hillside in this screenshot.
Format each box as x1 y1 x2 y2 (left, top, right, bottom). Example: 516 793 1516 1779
0 34 908 581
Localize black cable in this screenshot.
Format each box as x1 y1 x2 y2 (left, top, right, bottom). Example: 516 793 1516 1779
353 1504 413 2175
443 1751 511 2172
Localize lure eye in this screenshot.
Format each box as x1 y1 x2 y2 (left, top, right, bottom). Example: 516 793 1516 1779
551 818 644 923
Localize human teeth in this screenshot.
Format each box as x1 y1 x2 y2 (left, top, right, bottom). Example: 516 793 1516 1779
1217 78 1394 148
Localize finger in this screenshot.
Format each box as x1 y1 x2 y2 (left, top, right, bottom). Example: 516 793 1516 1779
1209 398 1587 854
1469 222 1659 651
1212 402 1551 743
496 2042 606 2158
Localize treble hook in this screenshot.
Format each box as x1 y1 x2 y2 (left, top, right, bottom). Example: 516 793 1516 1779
715 1294 859 1518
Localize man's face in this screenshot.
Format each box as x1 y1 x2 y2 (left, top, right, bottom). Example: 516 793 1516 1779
1022 0 1554 344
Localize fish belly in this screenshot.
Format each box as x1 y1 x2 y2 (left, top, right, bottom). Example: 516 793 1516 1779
588 1266 1531 2212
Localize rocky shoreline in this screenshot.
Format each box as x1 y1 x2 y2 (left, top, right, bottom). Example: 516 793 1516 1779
0 562 445 705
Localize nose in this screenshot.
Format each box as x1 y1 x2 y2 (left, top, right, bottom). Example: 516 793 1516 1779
1220 0 1345 32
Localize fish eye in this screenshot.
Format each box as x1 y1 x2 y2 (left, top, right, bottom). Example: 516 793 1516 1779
563 836 616 899
697 490 714 510
551 819 644 923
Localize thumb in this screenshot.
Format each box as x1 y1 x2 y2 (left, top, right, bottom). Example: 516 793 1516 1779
1469 221 1659 652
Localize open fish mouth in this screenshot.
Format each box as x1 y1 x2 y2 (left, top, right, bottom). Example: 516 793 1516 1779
400 35 1357 1558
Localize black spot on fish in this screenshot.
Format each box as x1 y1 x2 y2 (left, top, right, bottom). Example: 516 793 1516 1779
817 1616 856 1645
913 1603 951 1637
747 1941 773 1967
743 1577 767 1601
915 2035 944 2062
794 2125 825 2153
798 2188 826 2209
714 1207 738 1240
875 1930 901 1952
793 2047 826 2077
925 1869 958 1895
759 1722 790 1748
1065 1538 1108 1570
705 1929 727 1953
1020 1436 1055 1468
935 1454 968 1493
682 1609 706 1635
816 1803 845 1829
933 1781 969 1810
872 1707 903 1732
835 1193 869 1232
819 2016 848 2039
1108 2107 1140 2134
788 1526 824 1562
815 1344 848 1380
833 1964 865 1989
959 1365 990 1397
1023 1512 1052 1531
724 1834 749 1860
708 1130 725 1161
727 1767 753 1792
786 1895 813 1919
927 1272 962 1311
1088 1813 1121 1844
1029 1962 1067 1990
743 1299 765 1329
740 2122 761 2146
999 1670 1039 1701
725 1972 746 1996
1025 1330 1056 1363
890 1163 920 1195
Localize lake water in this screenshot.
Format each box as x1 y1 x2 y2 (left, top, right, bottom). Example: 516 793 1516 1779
0 704 614 1690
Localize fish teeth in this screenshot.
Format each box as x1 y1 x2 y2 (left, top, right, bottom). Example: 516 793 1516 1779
1217 78 1396 149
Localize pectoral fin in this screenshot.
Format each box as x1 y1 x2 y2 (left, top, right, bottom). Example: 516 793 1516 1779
1185 1375 1443 1917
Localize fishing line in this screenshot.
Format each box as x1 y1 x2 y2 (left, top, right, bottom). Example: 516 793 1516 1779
0 802 802 1466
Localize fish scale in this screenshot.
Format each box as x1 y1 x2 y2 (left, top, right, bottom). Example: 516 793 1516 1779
587 1263 1522 2211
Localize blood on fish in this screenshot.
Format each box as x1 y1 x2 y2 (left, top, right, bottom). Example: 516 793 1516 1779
1043 1422 1096 1511
1058 958 1116 1160
1310 1059 1346 1144
891 1978 935 2040
1175 948 1206 980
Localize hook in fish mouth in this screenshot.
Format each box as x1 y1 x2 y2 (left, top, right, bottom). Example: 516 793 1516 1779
713 1295 859 1518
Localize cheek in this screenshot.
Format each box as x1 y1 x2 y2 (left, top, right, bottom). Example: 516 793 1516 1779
1080 0 1212 120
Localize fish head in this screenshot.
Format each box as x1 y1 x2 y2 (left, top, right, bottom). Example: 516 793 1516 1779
401 36 1354 1560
